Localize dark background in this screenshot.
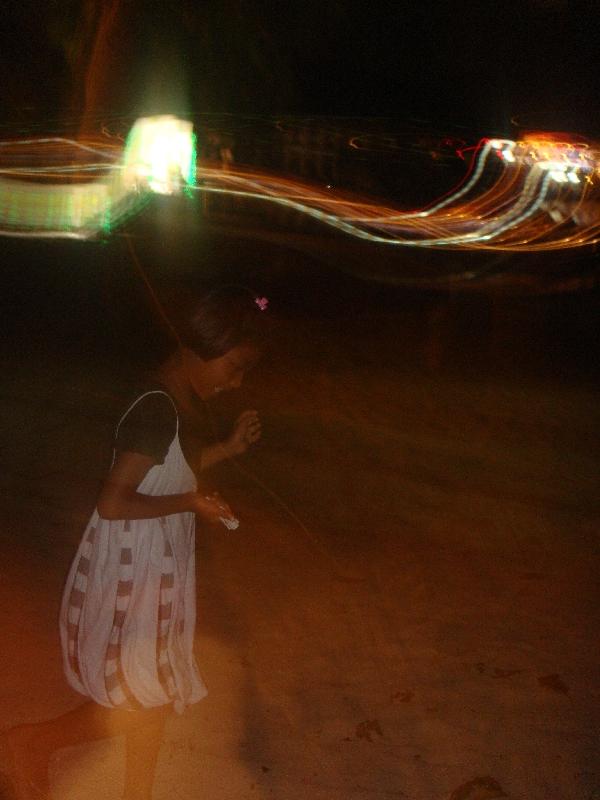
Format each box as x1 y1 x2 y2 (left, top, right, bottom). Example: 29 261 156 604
1 0 599 132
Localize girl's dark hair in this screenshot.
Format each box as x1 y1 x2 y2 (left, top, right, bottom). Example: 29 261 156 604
183 285 270 360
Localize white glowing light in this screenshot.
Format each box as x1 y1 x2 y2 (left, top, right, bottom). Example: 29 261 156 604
123 116 196 195
0 115 197 237
537 160 566 172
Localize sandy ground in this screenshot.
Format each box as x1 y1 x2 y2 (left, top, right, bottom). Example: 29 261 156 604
0 284 598 800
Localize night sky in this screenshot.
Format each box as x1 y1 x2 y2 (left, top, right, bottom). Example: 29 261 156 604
0 1 599 134
0 1 599 301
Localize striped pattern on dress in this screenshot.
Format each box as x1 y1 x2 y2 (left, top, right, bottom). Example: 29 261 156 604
65 518 182 709
156 518 177 701
104 520 139 708
65 525 96 681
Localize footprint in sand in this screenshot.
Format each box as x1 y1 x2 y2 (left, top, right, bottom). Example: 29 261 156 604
538 673 569 694
448 775 507 800
391 690 414 703
355 719 383 742
492 668 525 679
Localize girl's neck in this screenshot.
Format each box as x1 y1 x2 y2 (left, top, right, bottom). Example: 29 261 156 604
153 354 195 413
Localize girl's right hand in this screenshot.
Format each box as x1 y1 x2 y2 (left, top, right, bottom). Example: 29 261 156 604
188 491 234 524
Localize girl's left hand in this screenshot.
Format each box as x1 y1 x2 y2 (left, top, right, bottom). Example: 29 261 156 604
225 410 261 456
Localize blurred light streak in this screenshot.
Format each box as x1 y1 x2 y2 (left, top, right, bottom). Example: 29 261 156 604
191 135 600 251
77 0 124 134
0 122 598 251
0 116 195 238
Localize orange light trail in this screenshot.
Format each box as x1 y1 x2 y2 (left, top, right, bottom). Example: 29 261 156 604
193 136 600 251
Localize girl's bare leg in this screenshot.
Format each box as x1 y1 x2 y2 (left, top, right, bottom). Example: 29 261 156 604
123 709 169 800
4 701 170 799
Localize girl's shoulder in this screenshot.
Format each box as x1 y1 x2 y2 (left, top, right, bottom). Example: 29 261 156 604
115 384 178 464
121 385 177 416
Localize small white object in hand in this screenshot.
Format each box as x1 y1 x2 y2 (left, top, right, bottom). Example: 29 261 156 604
220 516 240 530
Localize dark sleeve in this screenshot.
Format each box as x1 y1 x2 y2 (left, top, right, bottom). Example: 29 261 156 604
115 392 177 465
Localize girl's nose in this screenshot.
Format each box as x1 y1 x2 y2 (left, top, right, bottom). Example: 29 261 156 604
229 374 243 389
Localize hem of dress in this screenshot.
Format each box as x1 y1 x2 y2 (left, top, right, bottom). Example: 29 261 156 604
65 673 207 714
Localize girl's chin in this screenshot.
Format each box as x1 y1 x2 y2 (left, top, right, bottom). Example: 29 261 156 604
195 386 222 401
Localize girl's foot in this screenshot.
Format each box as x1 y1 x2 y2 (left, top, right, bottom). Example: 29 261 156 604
1 724 52 799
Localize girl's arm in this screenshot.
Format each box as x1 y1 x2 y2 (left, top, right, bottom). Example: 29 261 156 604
199 441 234 471
97 450 232 522
199 410 261 471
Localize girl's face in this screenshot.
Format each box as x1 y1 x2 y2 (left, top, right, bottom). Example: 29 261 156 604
183 342 260 400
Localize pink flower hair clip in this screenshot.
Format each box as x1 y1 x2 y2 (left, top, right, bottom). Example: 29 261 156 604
254 296 269 311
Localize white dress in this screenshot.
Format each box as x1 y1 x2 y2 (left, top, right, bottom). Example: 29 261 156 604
59 390 207 714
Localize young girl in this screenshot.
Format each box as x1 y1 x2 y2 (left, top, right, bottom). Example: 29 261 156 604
6 285 269 800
